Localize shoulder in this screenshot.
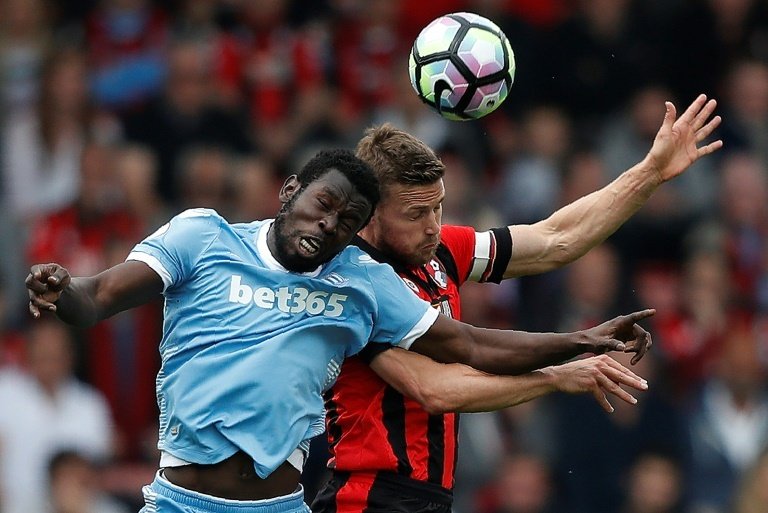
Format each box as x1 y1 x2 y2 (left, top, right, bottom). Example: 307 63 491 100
162 208 228 236
326 246 396 283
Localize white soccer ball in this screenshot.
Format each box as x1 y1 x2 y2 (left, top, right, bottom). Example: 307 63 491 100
409 12 516 121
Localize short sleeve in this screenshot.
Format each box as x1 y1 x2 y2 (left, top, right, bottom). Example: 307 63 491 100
126 208 223 291
364 261 439 350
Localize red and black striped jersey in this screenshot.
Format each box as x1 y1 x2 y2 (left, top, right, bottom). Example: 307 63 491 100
323 225 513 494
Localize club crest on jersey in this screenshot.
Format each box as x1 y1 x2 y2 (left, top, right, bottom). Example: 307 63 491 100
401 277 420 293
427 259 448 289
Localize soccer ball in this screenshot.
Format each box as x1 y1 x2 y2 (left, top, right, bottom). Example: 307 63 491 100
408 12 515 121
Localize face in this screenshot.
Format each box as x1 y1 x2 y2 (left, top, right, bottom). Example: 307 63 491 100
270 168 372 272
361 180 444 267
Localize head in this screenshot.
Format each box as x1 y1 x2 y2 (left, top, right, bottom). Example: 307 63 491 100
356 124 446 267
270 149 379 272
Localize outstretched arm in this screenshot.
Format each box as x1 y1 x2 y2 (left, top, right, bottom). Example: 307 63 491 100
504 94 723 278
370 350 647 414
26 261 163 327
409 309 654 374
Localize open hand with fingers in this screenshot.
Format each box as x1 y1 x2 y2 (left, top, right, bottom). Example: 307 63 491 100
579 309 655 365
541 354 648 413
26 263 72 318
646 93 723 183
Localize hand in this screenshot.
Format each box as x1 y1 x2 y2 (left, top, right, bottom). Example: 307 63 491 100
646 93 723 183
581 309 655 365
544 354 648 413
26 263 71 318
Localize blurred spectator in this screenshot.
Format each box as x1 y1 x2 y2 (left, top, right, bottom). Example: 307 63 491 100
175 145 233 215
86 0 169 109
551 350 688 513
731 448 768 513
2 47 89 222
121 38 254 203
619 449 686 513
0 318 114 513
113 143 171 232
635 251 730 402
540 0 661 126
688 153 768 311
718 60 768 166
556 243 623 331
496 105 571 225
171 0 242 109
0 0 52 114
331 0 408 121
479 452 558 513
26 140 161 461
686 312 768 513
47 450 128 513
659 0 768 104
236 0 326 123
229 156 281 223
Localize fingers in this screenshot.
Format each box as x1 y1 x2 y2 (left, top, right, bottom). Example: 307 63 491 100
25 272 48 294
625 309 656 323
677 93 707 124
598 356 648 391
630 329 653 365
698 139 724 157
690 97 717 131
591 388 614 413
662 101 677 131
597 372 639 406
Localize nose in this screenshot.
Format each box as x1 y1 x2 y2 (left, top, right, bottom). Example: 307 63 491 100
318 214 338 235
425 211 439 236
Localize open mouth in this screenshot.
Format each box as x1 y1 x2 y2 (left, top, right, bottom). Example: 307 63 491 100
299 236 321 255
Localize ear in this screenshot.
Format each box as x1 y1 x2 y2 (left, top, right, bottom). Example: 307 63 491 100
279 175 301 203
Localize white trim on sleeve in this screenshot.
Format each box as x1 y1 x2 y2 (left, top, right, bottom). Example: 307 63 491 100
127 251 173 291
397 307 440 350
468 230 492 282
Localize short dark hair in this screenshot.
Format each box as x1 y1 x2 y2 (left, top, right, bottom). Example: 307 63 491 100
356 123 445 189
296 149 380 214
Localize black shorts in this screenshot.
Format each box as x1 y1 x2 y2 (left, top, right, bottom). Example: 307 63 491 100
311 471 452 513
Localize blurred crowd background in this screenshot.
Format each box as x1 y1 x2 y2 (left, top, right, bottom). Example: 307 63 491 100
1 0 768 512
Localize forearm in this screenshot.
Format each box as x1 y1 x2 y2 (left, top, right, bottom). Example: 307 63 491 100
507 158 661 277
422 365 556 413
461 327 591 375
545 158 661 252
54 277 103 327
412 321 591 375
370 348 557 414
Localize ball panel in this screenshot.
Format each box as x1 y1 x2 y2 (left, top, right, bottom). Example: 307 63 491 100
452 12 503 33
414 17 462 56
457 27 506 79
417 59 469 109
463 81 510 118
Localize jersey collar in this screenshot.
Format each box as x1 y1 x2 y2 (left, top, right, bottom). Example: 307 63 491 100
256 220 323 278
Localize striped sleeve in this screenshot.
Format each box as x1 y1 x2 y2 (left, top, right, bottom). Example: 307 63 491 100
466 227 513 284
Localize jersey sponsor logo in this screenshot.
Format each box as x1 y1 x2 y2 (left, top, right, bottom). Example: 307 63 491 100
228 275 348 317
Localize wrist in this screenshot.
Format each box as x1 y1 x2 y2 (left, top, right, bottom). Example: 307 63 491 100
639 155 665 187
535 367 560 393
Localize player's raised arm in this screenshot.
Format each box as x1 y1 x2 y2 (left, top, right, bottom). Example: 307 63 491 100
409 309 654 375
26 261 163 327
503 94 723 278
369 349 648 414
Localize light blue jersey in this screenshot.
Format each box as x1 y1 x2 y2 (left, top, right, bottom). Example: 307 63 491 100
127 209 437 479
